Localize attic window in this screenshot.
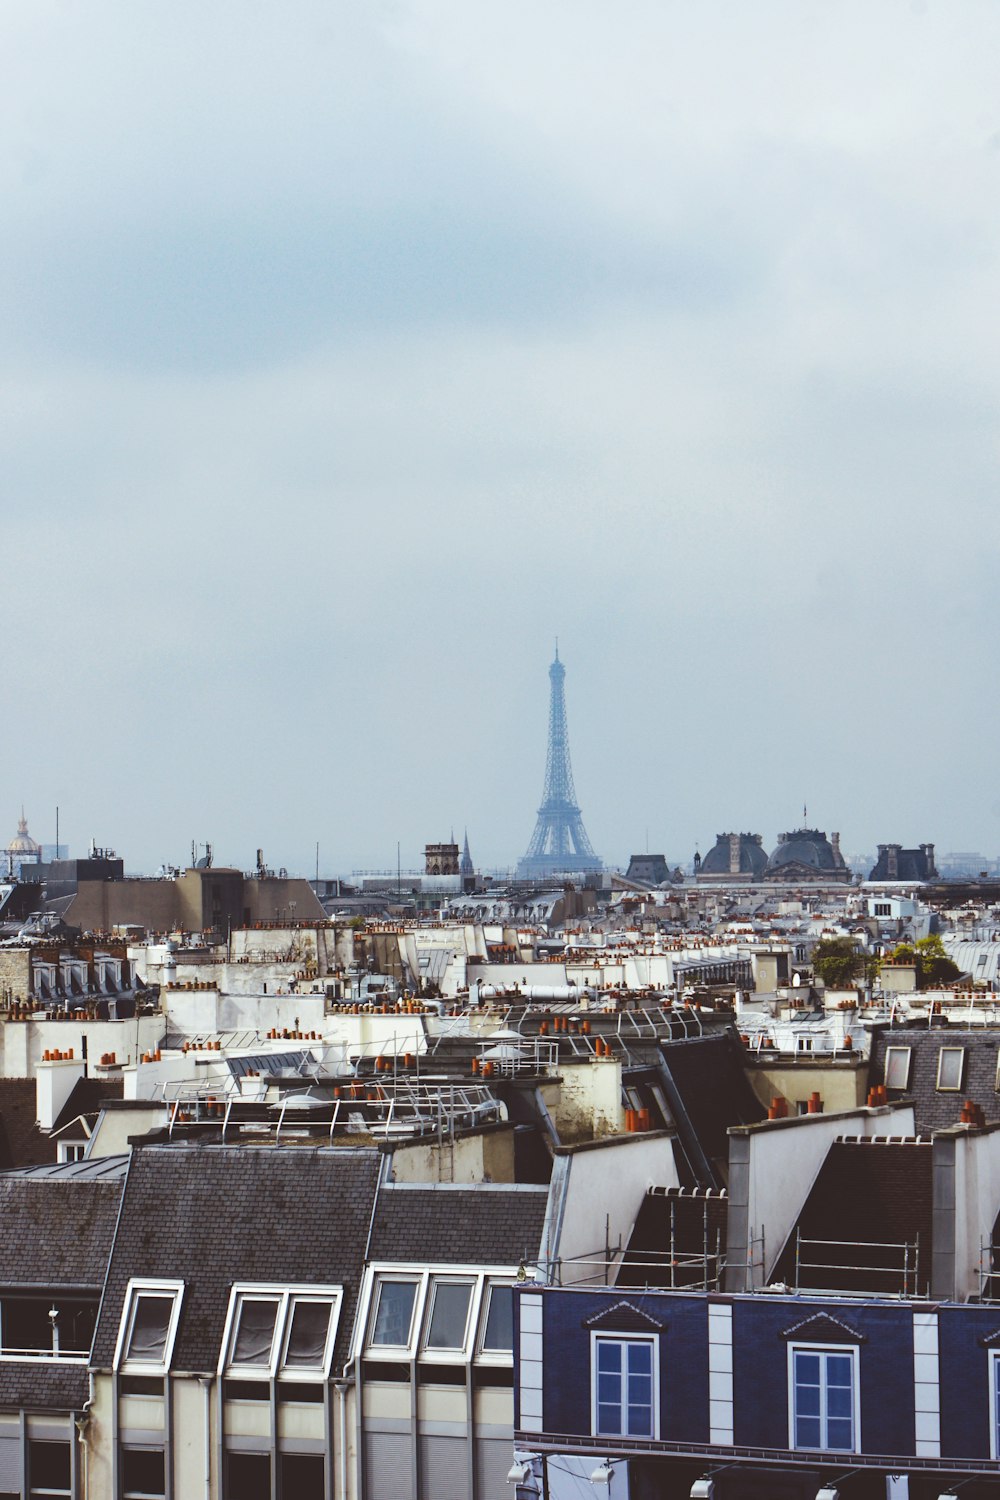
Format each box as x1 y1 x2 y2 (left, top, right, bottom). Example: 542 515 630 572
220 1286 342 1382
884 1047 912 1091
114 1281 184 1374
360 1266 517 1364
937 1048 966 1092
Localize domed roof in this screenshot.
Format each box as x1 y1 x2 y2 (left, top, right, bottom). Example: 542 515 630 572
700 833 768 876
766 828 839 872
7 812 40 856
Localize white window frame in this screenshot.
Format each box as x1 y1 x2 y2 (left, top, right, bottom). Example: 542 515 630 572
590 1331 659 1440
219 1284 342 1383
884 1046 912 1091
936 1047 966 1092
990 1350 1000 1460
113 1279 185 1374
787 1342 860 1454
353 1264 518 1365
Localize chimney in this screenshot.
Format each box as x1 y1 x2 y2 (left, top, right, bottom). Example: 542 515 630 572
36 1056 86 1133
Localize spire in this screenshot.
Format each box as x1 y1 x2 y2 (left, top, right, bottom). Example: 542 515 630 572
460 830 474 877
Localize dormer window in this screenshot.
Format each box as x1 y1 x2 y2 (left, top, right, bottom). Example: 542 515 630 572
360 1267 517 1365
884 1046 912 1090
221 1286 341 1382
114 1281 184 1374
937 1047 966 1092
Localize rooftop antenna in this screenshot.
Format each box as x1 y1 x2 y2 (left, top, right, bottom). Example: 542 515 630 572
803 802 808 825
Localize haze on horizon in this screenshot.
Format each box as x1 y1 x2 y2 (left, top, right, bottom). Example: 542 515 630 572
5 1 1000 877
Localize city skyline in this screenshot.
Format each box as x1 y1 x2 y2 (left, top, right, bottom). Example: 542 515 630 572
6 3 1000 873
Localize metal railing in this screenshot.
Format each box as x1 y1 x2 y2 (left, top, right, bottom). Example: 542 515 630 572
794 1228 922 1296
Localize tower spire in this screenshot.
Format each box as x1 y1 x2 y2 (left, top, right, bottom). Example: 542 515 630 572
517 648 602 879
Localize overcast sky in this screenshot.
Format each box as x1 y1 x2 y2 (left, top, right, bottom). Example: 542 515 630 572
5 1 1000 875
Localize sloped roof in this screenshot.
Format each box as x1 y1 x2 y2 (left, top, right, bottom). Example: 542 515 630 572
91 1145 382 1372
618 1188 728 1289
657 1033 767 1185
369 1183 548 1267
0 1078 56 1169
0 1175 122 1289
51 1074 125 1134
773 1139 933 1296
870 1026 1000 1132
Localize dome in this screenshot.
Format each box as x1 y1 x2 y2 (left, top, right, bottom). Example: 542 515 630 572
699 833 768 878
6 813 40 856
766 828 843 874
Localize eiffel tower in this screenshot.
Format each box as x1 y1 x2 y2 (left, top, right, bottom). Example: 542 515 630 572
517 647 602 879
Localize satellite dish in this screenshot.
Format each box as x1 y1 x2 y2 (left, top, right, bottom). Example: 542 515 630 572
792 972 801 987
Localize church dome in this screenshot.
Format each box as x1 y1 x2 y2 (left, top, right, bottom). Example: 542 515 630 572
7 813 40 857
699 833 768 877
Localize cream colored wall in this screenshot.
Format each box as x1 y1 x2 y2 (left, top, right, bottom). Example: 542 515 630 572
390 1129 516 1184
173 1378 214 1500
549 1056 622 1142
747 1062 869 1114
85 1374 115 1500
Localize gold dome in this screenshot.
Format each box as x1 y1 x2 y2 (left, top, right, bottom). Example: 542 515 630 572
7 812 40 856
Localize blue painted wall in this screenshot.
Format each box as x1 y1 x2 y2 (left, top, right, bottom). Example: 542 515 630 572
938 1305 996 1460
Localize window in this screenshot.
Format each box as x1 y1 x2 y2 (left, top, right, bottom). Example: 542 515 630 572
224 1452 270 1500
370 1279 418 1348
884 1046 912 1091
114 1281 184 1373
28 1441 71 1500
480 1285 514 1354
789 1346 858 1453
592 1335 657 1438
0 1295 97 1360
221 1286 341 1381
359 1267 517 1366
279 1454 324 1500
874 903 891 917
425 1280 473 1350
990 1350 1000 1460
121 1448 165 1500
937 1047 966 1092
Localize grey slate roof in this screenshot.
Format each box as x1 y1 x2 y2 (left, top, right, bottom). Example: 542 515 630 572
369 1184 548 1267
91 1145 382 1373
870 1025 1000 1132
0 1177 122 1289
0 1361 90 1412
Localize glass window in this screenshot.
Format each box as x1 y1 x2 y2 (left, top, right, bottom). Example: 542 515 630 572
791 1347 857 1452
122 1448 165 1500
593 1337 655 1438
481 1286 514 1353
224 1451 270 1500
884 1047 911 1090
937 1048 965 1091
425 1282 473 1351
282 1299 333 1371
231 1298 280 1368
127 1296 175 1365
116 1282 183 1373
28 1440 71 1499
370 1281 417 1348
279 1454 324 1500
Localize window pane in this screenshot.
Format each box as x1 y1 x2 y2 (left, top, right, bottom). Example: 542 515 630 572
482 1286 513 1352
884 1048 911 1089
283 1300 332 1369
29 1441 71 1491
371 1282 417 1347
122 1448 165 1498
795 1352 820 1384
938 1048 965 1089
627 1343 652 1377
279 1454 324 1500
128 1296 174 1363
795 1415 821 1448
827 1416 853 1450
232 1299 279 1366
224 1452 270 1500
425 1282 472 1350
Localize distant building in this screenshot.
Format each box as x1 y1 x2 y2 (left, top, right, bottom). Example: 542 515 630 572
5 810 40 877
695 833 768 883
763 826 851 883
625 854 670 885
424 842 460 876
869 842 937 881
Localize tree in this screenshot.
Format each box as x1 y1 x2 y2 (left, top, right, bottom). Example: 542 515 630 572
812 937 865 989
888 935 961 989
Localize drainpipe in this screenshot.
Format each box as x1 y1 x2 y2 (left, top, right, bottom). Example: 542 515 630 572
333 1379 349 1500
75 1372 97 1500
198 1377 212 1500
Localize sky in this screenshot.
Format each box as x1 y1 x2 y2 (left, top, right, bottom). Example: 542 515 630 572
4 0 1000 876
